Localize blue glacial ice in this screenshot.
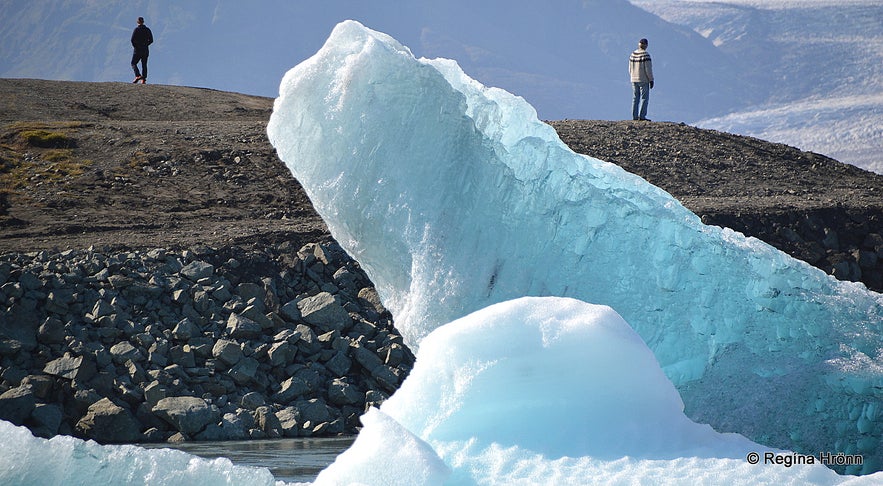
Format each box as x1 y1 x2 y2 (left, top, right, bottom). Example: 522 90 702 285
267 19 883 476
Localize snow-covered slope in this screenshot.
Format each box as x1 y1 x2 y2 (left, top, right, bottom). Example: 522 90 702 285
631 0 883 172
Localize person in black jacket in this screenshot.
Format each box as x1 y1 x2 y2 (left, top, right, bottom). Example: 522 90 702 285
131 17 154 84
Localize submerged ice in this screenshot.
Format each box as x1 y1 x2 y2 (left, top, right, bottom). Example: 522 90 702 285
268 19 883 475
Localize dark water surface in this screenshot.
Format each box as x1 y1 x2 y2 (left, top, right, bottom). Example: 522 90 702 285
140 436 354 483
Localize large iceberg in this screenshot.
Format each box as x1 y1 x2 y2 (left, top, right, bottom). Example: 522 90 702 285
267 19 883 474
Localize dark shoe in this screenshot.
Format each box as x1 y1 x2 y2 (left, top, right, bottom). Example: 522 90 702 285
140 78 146 84
132 76 142 83
639 117 651 121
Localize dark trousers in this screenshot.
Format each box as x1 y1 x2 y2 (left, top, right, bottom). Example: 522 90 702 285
131 48 149 79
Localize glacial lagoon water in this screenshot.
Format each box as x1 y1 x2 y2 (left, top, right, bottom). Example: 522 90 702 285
140 436 353 483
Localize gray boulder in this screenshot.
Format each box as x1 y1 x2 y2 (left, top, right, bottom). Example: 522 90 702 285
297 292 351 332
152 396 218 436
180 261 214 281
235 282 266 304
37 317 66 344
357 287 388 315
0 385 36 425
294 398 332 425
212 339 243 367
239 305 273 329
275 407 301 437
109 341 143 364
43 354 96 381
273 376 310 403
268 341 295 367
324 351 352 377
75 397 141 442
172 318 201 341
328 378 362 406
351 344 383 373
31 403 63 438
240 391 266 410
255 406 283 438
280 299 301 322
225 313 262 339
228 357 259 385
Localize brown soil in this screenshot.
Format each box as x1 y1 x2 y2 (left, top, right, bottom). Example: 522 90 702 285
0 78 327 253
2 79 881 289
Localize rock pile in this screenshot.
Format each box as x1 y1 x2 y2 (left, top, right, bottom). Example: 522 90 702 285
0 241 414 443
701 209 883 291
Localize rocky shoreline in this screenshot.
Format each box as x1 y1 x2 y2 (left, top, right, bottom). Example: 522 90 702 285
0 240 413 443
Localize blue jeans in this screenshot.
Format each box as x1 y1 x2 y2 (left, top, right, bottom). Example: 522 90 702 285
632 82 650 120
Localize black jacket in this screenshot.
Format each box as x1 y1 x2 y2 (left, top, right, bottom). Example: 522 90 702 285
131 25 153 50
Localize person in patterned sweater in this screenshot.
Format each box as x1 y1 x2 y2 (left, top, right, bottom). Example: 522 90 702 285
629 38 654 121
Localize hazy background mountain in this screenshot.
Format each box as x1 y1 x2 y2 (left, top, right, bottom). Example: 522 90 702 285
1 0 879 173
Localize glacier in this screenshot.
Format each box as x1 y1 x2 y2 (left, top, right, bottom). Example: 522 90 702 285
267 18 883 478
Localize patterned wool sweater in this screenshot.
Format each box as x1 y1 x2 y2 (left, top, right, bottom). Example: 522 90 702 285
629 48 654 83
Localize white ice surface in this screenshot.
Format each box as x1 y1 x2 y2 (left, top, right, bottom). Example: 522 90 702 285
267 20 883 473
0 419 276 486
316 297 883 485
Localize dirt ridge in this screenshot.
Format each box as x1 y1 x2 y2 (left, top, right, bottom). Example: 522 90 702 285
2 79 881 290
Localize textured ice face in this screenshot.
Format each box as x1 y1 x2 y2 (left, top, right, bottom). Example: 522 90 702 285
268 20 883 472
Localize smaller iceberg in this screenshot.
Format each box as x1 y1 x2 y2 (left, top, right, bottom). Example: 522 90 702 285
316 297 880 485
0 419 275 486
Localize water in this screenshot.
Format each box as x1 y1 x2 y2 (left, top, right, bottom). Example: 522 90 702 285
140 436 353 483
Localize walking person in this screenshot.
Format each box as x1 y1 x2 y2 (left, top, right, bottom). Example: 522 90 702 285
629 38 654 121
131 17 154 84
